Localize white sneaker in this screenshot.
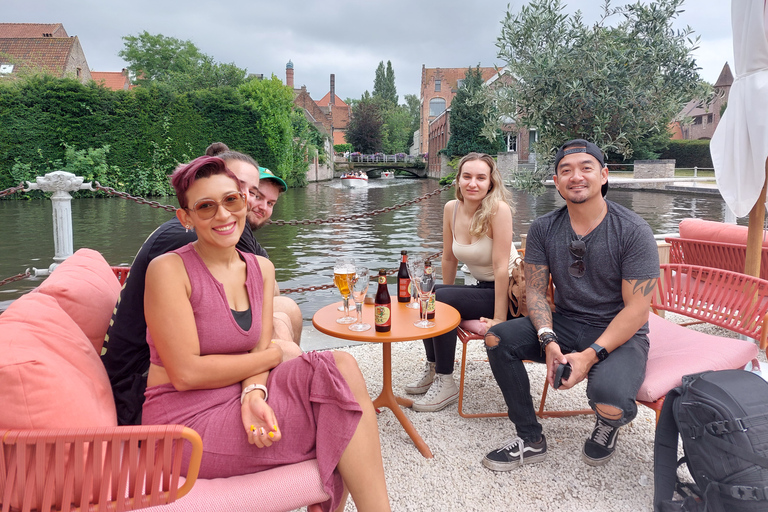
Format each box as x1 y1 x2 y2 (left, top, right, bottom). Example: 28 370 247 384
412 373 459 412
404 361 436 394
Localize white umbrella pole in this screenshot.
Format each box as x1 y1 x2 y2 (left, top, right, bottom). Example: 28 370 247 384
745 159 768 277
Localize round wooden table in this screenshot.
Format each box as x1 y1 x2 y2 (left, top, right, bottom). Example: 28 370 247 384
312 300 461 458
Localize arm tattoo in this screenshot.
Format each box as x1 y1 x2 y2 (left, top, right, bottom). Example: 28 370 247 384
525 263 552 329
630 278 657 297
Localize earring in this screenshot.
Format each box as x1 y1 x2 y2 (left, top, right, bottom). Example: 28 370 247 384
185 225 191 233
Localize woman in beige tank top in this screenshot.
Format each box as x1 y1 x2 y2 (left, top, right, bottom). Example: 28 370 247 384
407 153 516 412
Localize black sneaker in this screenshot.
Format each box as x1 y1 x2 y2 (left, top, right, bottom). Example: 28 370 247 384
582 417 619 466
482 435 547 471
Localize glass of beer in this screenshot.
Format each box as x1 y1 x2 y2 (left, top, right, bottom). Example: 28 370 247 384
349 267 371 332
334 257 356 324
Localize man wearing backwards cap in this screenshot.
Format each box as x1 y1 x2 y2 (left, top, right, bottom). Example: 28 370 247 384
247 167 287 230
481 139 659 471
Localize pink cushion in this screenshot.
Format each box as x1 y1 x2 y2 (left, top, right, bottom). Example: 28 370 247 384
459 319 487 336
0 292 117 429
678 218 768 248
34 248 121 353
141 460 329 512
637 313 759 402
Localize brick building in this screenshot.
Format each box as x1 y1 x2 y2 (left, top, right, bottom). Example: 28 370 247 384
0 31 91 83
421 66 535 172
286 61 350 146
670 63 733 140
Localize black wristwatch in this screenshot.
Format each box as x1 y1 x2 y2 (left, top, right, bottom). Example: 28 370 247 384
589 343 608 361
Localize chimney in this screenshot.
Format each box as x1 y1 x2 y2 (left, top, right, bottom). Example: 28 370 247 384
286 60 294 89
330 74 335 105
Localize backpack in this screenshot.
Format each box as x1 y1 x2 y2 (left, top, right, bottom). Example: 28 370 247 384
653 369 768 512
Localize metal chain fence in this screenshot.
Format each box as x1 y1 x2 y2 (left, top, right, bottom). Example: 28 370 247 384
1 180 454 293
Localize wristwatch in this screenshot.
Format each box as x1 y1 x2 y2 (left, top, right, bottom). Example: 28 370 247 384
589 343 608 361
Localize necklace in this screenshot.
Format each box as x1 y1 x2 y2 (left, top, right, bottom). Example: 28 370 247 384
574 203 606 240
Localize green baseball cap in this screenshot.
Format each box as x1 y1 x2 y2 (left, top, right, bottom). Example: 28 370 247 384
258 167 287 192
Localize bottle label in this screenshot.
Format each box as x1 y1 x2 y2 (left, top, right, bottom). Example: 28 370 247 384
398 278 410 299
378 275 387 285
375 305 391 326
427 295 436 319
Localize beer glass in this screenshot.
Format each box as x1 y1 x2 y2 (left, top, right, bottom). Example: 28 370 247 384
349 267 371 332
413 268 436 328
406 255 424 309
334 257 356 324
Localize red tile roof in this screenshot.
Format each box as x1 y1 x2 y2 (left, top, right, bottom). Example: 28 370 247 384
91 71 131 90
0 23 68 38
316 92 348 107
0 38 78 76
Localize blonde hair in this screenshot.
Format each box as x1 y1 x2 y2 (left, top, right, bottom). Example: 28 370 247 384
455 153 515 237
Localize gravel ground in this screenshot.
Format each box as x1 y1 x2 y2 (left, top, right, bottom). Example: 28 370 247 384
313 314 767 512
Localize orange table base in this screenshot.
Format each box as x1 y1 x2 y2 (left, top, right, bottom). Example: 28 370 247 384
312 300 461 458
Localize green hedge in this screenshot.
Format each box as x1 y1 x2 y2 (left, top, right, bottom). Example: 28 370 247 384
0 75 308 194
658 140 713 168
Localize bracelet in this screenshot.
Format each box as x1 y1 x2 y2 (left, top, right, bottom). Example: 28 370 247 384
537 327 555 337
241 383 268 404
538 332 558 356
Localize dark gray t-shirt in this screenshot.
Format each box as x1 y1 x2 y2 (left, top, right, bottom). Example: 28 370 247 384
525 200 659 331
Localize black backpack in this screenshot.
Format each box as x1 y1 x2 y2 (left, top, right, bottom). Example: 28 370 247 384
654 369 768 512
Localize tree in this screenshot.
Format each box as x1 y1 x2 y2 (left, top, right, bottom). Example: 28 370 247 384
444 66 505 158
404 93 420 148
381 105 412 154
346 92 383 153
493 0 709 176
119 31 247 91
372 60 398 107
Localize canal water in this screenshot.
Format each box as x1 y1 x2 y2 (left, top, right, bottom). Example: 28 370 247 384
0 178 732 323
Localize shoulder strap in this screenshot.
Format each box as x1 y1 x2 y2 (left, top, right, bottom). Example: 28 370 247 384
654 388 683 510
452 200 459 235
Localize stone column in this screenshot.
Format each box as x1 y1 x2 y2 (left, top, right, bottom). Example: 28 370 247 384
634 160 675 190
439 154 451 179
497 152 518 185
25 171 93 275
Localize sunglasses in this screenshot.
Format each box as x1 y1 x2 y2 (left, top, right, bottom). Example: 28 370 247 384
568 239 586 278
186 192 246 220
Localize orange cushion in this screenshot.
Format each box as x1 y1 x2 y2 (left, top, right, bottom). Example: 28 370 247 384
0 292 117 429
637 313 758 402
678 218 768 248
34 248 121 353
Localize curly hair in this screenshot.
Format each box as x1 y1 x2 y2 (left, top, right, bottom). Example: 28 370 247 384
454 152 515 238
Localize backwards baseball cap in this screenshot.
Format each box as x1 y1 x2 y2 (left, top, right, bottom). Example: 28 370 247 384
553 139 608 197
258 167 287 192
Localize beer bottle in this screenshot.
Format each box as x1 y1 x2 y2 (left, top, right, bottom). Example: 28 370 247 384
425 260 436 320
397 250 410 303
374 270 391 332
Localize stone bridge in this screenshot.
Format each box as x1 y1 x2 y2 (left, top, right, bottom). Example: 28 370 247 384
334 155 427 178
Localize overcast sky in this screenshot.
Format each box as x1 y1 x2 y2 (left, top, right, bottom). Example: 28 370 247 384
6 0 734 102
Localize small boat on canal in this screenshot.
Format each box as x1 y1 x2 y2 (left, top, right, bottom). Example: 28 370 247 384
341 172 369 188
380 170 395 179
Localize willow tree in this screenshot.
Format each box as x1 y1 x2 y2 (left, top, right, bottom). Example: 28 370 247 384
492 0 709 190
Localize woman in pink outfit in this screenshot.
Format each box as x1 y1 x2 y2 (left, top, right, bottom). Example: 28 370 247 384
142 156 390 512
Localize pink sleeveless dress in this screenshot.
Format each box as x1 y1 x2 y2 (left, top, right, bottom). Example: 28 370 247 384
142 243 361 512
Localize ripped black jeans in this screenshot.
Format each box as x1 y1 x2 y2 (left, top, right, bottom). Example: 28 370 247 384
485 314 649 442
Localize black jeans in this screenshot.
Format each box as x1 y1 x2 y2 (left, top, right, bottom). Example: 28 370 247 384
423 281 502 374
485 313 649 442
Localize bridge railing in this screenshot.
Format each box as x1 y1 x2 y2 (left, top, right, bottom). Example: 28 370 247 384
345 153 425 164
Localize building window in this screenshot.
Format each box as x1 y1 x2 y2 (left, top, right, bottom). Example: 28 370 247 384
434 80 441 92
529 129 538 144
506 134 517 152
707 113 714 124
0 64 14 74
76 68 81 78
693 116 703 125
429 98 446 117
456 79 465 89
